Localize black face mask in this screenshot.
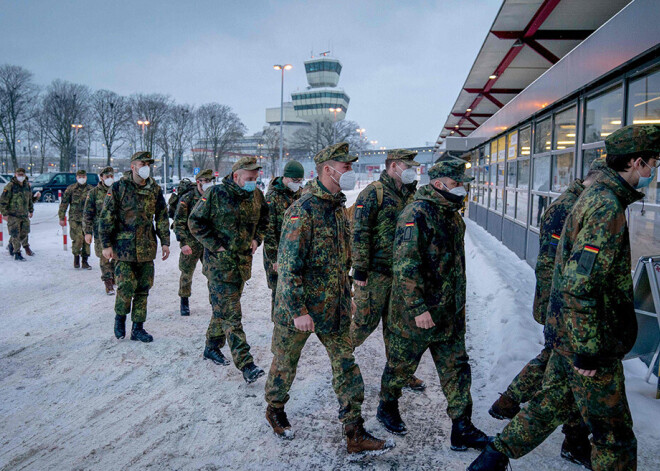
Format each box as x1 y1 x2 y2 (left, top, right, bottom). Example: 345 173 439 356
433 184 464 205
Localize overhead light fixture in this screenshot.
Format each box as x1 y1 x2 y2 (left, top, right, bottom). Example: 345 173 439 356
466 108 472 112
489 74 497 80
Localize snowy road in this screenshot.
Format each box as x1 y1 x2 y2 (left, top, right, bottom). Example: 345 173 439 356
1 196 659 471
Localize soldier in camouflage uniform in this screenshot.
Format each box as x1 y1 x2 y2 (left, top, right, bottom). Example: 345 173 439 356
377 160 489 452
83 166 117 294
173 169 214 317
263 160 304 315
188 156 268 382
468 124 660 471
350 148 426 392
264 142 393 456
0 168 40 261
99 151 170 343
59 169 94 269
488 159 608 469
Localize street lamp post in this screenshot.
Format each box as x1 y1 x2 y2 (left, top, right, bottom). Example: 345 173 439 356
329 108 341 143
71 124 83 170
273 64 292 176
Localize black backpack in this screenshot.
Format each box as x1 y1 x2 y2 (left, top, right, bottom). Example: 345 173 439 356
168 178 196 219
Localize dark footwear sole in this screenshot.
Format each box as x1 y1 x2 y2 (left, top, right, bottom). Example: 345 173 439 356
130 336 153 343
376 415 408 436
403 385 426 393
347 440 395 460
488 407 516 421
203 355 230 366
181 313 190 316
561 450 592 470
244 369 265 384
115 334 125 339
272 429 295 440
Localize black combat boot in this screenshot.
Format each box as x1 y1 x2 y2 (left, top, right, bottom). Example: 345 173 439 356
74 255 80 268
266 405 294 440
489 392 520 420
203 344 230 366
561 424 592 470
403 375 427 392
467 441 510 471
450 416 490 451
241 362 265 384
345 418 395 456
114 314 126 339
81 256 92 270
180 297 190 316
8 244 14 256
15 251 26 261
24 245 34 256
130 322 153 343
376 400 408 435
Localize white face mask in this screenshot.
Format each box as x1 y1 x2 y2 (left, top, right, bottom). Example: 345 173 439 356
330 167 356 191
103 177 114 186
137 165 150 179
201 182 213 192
397 165 417 185
286 181 302 192
16 175 26 183
442 181 467 198
77 177 87 185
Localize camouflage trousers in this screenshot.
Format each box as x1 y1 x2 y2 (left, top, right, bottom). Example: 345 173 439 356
380 329 473 420
69 219 90 257
264 256 277 319
206 281 252 370
265 323 365 424
114 261 154 323
7 216 29 252
178 243 203 298
504 345 587 436
494 351 636 471
93 238 115 281
350 272 392 350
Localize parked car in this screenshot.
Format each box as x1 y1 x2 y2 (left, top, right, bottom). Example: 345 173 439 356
30 172 99 202
0 174 10 194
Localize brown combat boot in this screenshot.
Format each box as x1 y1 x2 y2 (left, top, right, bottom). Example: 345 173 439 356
81 256 92 270
344 419 394 456
489 392 520 420
266 405 294 440
24 245 34 256
73 255 80 268
104 279 115 295
404 375 427 392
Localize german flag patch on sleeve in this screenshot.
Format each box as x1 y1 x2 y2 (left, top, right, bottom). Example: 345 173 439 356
577 245 600 275
403 221 415 241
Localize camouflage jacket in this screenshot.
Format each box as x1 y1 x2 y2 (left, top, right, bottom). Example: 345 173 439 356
173 187 203 250
98 174 170 262
264 177 301 269
273 178 352 334
0 177 34 218
59 182 93 222
388 184 467 340
188 175 268 283
545 166 644 369
83 182 112 239
352 172 417 279
532 179 585 324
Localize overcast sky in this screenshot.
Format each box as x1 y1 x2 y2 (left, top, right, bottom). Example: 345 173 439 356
0 0 501 149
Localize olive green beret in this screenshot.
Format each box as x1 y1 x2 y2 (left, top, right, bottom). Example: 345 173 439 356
131 151 154 164
232 155 262 172
387 149 420 166
605 124 660 155
428 159 474 183
283 160 305 179
313 142 358 164
195 169 215 181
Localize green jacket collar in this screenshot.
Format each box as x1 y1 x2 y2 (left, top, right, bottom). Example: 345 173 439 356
565 179 585 199
414 184 463 212
222 174 250 200
310 178 346 207
599 166 645 208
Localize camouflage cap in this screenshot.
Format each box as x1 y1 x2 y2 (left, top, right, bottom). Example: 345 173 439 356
313 142 358 164
131 151 154 164
283 160 305 179
605 124 660 156
195 168 215 181
76 169 87 176
15 167 26 174
232 155 262 172
387 149 420 167
428 159 474 183
99 166 114 176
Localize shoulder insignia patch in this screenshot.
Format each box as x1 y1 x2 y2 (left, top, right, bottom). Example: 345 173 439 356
405 222 415 227
201 197 207 202
290 215 299 221
403 222 415 241
577 245 600 275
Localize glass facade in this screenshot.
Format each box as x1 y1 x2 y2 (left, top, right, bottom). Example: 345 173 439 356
584 86 623 143
305 61 342 74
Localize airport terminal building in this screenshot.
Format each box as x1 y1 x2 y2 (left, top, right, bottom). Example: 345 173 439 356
437 0 660 267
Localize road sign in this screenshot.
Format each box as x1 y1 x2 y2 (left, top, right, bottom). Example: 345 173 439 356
193 167 200 175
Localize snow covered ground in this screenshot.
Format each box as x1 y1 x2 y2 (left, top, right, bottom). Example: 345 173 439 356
1 193 659 471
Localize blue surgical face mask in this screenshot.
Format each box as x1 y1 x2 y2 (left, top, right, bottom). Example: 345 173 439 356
636 160 656 189
242 180 257 192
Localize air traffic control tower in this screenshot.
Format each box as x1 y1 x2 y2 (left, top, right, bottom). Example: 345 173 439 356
291 55 350 122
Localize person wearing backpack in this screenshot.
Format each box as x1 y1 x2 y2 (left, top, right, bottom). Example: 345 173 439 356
350 149 425 393
173 169 215 317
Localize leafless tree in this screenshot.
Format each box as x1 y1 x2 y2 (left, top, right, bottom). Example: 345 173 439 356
43 80 90 171
292 118 367 156
259 127 281 178
91 90 131 166
30 97 51 174
0 64 37 171
196 103 246 172
131 93 172 156
169 104 194 179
